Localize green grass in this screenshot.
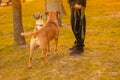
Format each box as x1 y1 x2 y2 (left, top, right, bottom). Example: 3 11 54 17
0 0 120 80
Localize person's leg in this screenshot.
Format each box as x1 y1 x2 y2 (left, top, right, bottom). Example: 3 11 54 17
58 14 62 27
74 9 86 50
69 8 86 55
70 8 82 49
69 6 76 49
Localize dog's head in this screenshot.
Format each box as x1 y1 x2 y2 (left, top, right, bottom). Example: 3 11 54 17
45 11 60 20
33 12 42 20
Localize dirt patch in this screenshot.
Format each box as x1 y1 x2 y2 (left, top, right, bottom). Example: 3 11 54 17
91 12 120 19
103 12 120 18
62 24 71 28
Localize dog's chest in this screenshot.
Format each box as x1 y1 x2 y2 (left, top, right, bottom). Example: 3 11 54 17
36 25 42 30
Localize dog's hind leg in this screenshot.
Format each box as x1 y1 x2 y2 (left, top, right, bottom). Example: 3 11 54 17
28 40 38 68
41 48 50 64
41 40 50 64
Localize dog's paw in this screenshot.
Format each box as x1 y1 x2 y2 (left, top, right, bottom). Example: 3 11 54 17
28 66 32 69
53 52 59 55
47 52 51 56
28 64 32 69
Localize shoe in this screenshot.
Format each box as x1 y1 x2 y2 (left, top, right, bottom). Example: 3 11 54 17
69 45 76 51
69 48 84 56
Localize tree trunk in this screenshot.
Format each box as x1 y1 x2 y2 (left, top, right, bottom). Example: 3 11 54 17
12 0 26 45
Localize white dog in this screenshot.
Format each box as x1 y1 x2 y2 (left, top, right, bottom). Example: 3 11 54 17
33 12 44 31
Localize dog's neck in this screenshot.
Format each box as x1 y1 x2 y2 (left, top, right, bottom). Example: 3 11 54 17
36 18 43 26
48 13 58 21
35 18 44 30
47 17 58 24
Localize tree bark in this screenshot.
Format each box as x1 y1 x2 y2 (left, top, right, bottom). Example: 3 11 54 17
12 0 26 45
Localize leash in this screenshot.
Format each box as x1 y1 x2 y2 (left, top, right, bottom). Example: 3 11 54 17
74 9 80 34
73 7 85 40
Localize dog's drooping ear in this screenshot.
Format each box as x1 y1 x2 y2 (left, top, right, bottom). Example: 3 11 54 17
56 11 60 18
38 12 42 19
45 12 48 15
56 11 60 14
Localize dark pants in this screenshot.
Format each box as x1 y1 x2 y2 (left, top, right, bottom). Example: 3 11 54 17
70 6 86 49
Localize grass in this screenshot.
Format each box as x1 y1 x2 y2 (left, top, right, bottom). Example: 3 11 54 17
0 0 120 80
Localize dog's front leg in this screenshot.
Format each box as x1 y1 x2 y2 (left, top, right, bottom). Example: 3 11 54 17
54 38 58 55
47 41 51 56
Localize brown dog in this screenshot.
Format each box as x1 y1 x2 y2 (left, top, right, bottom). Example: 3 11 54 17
21 11 59 68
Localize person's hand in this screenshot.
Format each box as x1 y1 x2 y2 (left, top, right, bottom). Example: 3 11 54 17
74 4 82 9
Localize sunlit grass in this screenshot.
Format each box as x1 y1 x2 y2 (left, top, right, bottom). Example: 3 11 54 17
0 0 120 80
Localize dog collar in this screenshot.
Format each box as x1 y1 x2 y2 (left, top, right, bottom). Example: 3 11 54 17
35 24 43 30
36 24 43 26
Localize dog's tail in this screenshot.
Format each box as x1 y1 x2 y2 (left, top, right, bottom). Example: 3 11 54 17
21 32 35 37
